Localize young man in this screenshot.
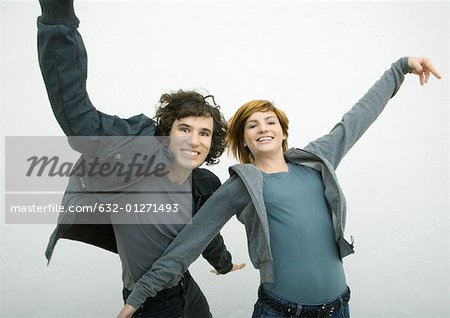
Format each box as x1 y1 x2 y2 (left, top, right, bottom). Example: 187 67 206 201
37 1 244 317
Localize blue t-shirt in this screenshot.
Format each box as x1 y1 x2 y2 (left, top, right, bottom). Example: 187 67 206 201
262 163 347 305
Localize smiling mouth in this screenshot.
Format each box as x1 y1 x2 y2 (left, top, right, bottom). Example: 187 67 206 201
181 149 200 156
256 136 274 142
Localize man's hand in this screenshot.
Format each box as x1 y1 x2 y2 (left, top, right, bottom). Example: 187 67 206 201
408 57 442 85
116 304 137 318
210 263 246 275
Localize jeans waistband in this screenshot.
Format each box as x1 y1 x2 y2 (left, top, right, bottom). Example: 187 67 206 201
258 286 350 318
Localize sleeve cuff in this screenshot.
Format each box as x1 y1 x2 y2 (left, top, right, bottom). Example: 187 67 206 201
37 0 79 26
216 260 233 274
126 285 150 310
398 56 410 75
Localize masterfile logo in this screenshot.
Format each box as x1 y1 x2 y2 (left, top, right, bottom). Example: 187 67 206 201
4 136 193 225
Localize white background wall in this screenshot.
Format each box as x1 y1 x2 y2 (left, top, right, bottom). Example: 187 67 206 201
1 1 449 317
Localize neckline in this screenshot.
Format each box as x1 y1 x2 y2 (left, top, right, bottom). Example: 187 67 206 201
260 163 292 175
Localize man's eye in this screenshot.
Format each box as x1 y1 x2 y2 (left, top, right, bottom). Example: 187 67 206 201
180 127 189 133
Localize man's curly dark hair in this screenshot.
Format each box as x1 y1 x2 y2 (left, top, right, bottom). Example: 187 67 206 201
154 90 227 165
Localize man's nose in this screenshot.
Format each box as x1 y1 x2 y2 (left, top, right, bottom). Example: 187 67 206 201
188 133 200 146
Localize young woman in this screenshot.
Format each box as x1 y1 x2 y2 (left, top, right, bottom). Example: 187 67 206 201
117 56 441 318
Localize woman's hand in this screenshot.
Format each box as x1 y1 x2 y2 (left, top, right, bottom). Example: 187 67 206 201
408 57 442 85
116 304 137 318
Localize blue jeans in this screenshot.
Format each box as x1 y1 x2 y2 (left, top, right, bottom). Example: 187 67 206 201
252 287 350 318
123 272 212 318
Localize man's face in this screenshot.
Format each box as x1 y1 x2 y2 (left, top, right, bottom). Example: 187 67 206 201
168 116 213 171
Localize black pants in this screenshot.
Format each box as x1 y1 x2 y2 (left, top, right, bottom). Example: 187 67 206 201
123 271 212 318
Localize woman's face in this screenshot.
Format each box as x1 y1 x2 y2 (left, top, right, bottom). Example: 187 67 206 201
243 111 286 161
